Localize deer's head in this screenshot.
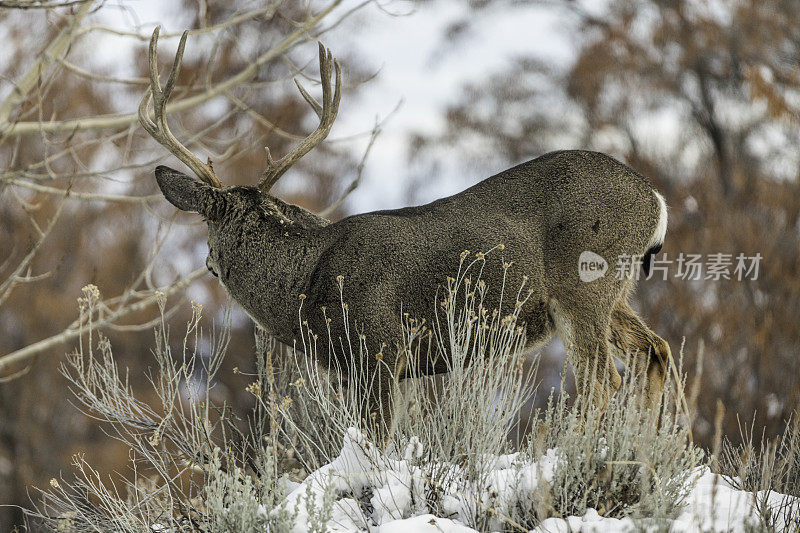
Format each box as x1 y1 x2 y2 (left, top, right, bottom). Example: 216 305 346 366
139 27 340 284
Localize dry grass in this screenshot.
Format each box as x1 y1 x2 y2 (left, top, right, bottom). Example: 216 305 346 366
22 263 794 532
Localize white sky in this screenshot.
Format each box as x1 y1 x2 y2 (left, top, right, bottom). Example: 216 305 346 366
326 0 578 210
5 0 794 213
79 0 580 211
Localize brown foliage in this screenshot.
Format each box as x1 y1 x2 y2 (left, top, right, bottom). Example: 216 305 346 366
0 2 364 529
412 0 800 447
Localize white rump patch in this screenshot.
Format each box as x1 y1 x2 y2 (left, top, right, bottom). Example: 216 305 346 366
648 190 668 249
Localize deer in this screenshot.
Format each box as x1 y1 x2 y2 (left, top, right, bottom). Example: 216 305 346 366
140 28 671 432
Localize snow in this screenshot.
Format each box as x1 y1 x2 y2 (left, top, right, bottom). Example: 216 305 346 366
279 428 798 533
377 515 481 532
529 469 800 533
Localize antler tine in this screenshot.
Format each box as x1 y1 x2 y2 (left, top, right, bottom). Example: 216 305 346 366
162 29 186 102
259 42 342 192
292 43 340 119
294 78 323 119
138 27 222 188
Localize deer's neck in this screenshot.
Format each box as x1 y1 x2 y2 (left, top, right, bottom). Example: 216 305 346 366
225 203 329 343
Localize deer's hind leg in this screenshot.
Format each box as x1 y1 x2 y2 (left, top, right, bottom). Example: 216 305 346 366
608 299 671 411
549 300 621 414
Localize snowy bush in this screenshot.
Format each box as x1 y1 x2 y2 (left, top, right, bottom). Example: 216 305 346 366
24 265 800 531
516 360 702 526
720 414 800 531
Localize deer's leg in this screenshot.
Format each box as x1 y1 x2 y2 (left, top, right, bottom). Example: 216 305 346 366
572 320 622 413
550 301 621 413
609 300 671 411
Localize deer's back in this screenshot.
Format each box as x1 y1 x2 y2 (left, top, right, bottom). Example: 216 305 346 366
303 150 662 367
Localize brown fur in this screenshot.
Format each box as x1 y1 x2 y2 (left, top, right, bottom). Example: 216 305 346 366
153 149 671 425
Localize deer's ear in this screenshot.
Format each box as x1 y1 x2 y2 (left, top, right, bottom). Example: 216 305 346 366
154 166 223 219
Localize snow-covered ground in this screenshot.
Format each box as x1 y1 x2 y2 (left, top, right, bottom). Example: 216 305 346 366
277 429 798 533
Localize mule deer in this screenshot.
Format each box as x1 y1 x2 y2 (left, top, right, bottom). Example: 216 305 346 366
140 29 671 427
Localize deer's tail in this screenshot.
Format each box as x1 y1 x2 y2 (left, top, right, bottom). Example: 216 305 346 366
642 190 668 277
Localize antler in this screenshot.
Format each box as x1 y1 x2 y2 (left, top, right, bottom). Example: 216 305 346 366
258 42 342 192
139 27 222 188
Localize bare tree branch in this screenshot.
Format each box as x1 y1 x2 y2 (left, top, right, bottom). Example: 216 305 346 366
1 0 343 137
319 121 380 218
3 179 162 203
0 188 67 306
75 5 278 41
319 100 401 217
0 0 91 9
0 1 94 126
0 268 206 377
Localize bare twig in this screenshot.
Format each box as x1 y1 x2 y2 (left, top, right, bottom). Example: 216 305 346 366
75 5 278 41
5 179 162 203
318 101 401 217
0 1 93 128
0 189 68 306
58 57 151 86
0 0 91 9
2 1 344 137
0 268 205 377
